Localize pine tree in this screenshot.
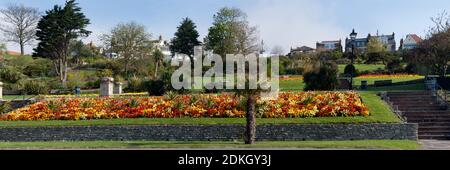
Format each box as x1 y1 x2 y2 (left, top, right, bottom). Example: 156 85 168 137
33 0 90 87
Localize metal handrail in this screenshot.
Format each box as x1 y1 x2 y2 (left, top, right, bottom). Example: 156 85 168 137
380 92 407 122
435 84 449 109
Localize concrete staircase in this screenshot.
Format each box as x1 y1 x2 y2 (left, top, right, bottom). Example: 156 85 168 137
386 91 450 140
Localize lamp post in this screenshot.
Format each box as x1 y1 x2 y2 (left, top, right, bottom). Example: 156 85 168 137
349 29 357 90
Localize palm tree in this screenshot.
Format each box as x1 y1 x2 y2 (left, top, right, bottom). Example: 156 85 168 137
153 49 164 79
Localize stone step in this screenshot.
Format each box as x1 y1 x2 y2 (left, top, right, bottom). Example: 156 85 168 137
418 122 450 126
407 118 450 123
388 98 437 103
419 126 450 131
419 135 450 140
387 94 434 98
419 131 450 136
391 101 439 105
398 105 442 109
387 91 430 95
403 112 450 118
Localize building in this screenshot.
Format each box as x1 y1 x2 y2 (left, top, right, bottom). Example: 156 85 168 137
152 35 172 60
287 46 315 56
316 40 342 52
400 34 422 50
345 29 396 53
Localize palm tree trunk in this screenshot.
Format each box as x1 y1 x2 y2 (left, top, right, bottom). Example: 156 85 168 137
154 61 159 79
245 94 257 144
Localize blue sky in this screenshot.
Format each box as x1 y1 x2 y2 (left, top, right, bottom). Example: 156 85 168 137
1 0 449 54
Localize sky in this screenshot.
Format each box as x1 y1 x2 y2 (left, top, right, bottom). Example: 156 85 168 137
0 0 449 54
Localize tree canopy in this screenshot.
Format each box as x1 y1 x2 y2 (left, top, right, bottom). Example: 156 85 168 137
33 0 91 87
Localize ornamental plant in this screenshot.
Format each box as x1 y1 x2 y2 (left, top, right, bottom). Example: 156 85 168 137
1 92 369 121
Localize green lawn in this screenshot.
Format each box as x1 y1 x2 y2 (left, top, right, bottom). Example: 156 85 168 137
0 140 419 150
0 91 401 127
280 77 424 92
338 64 385 74
2 95 35 101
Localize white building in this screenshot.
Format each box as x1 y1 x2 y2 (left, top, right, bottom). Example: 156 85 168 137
401 34 423 50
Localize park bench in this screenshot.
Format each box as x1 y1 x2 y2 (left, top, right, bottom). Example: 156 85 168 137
49 89 73 95
374 80 392 87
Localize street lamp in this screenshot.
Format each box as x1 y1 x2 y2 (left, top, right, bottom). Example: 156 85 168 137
349 29 357 90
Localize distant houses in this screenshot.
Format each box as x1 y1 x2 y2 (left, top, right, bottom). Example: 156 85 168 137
316 40 343 52
287 46 315 56
345 30 396 53
288 29 422 57
399 34 423 50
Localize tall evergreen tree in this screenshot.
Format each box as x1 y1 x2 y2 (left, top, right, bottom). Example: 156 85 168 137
170 17 201 67
33 0 90 87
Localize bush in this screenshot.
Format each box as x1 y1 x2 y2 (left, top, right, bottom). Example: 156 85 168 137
145 79 165 96
303 63 339 91
23 79 50 95
126 77 146 92
386 60 403 73
23 58 55 77
336 58 351 65
285 67 304 75
0 66 25 83
67 72 86 90
344 64 357 77
405 63 417 74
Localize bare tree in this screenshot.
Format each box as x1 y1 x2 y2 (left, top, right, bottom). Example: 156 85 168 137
101 22 153 77
428 10 450 36
0 4 40 55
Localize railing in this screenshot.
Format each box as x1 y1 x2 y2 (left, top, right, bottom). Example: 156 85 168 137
435 84 449 110
379 92 407 122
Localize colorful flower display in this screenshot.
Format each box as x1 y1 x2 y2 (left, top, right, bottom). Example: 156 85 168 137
1 92 369 121
41 92 148 99
357 74 422 79
280 76 303 81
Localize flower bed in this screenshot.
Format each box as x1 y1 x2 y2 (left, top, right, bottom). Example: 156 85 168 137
40 92 148 99
1 92 369 121
357 74 422 79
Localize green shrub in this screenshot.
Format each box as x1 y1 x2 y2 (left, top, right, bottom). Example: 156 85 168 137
303 63 339 91
344 64 357 77
0 66 25 83
23 79 50 95
126 77 146 92
285 68 304 75
405 63 417 74
96 69 113 78
386 60 403 73
145 79 166 96
67 72 85 90
23 58 55 77
0 102 11 114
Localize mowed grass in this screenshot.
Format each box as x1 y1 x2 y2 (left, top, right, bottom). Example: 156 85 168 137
338 64 385 74
280 77 424 92
0 140 419 150
2 95 36 101
0 91 401 127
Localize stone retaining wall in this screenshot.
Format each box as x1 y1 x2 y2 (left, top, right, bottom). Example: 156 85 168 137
0 123 418 142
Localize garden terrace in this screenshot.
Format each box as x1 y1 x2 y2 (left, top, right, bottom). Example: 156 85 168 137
0 92 401 127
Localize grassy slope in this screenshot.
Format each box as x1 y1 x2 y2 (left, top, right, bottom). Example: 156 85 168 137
280 78 424 92
0 140 419 150
338 64 385 74
0 92 400 127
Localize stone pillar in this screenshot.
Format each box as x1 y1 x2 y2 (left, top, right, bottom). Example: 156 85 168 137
0 82 3 100
114 82 123 94
100 77 114 97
